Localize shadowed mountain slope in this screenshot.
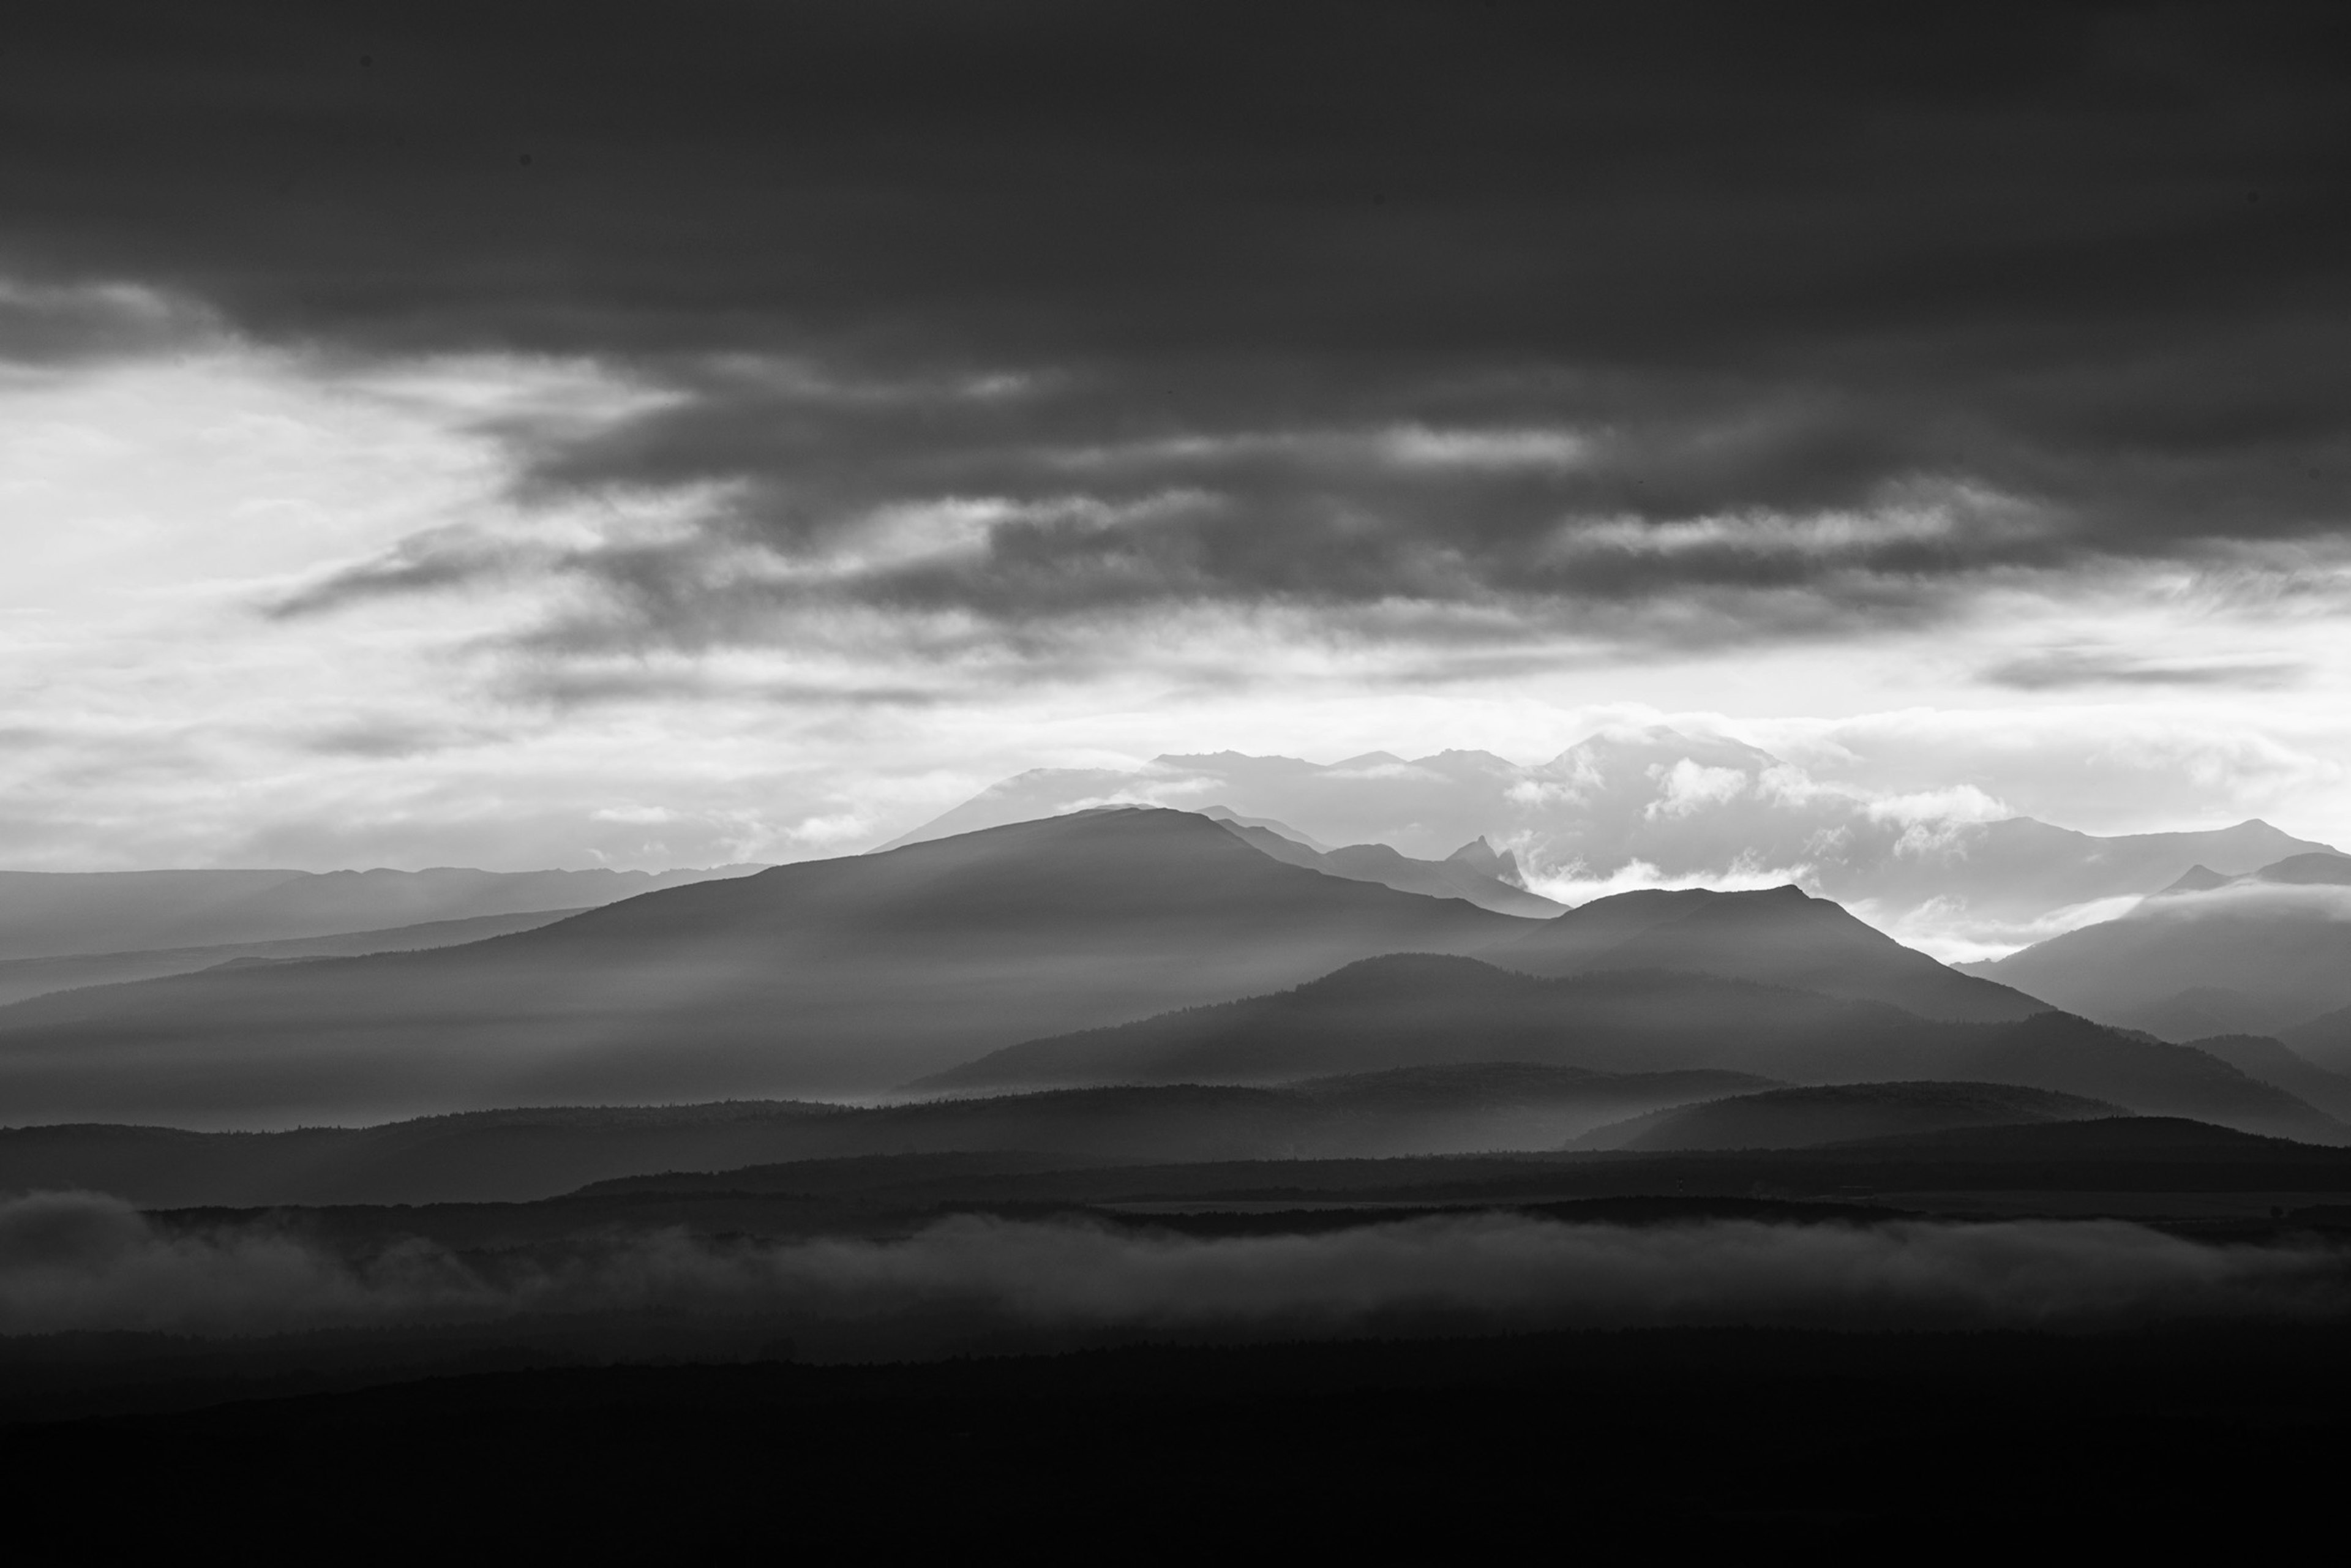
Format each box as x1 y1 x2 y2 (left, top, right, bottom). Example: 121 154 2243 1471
0 810 1531 1124
1962 852 2351 1043
1580 1081 2121 1152
923 953 2337 1142
1482 885 2047 1022
0 865 764 962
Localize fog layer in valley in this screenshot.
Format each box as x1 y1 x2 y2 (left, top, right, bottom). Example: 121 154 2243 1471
3 1190 2343 1343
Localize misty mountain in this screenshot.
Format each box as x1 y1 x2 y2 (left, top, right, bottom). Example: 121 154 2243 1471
875 732 2335 949
2284 999 2351 1071
924 953 2335 1142
2175 1034 2351 1123
0 809 1531 1124
0 864 765 962
1960 852 2351 1046
1208 814 1562 917
1579 1081 2122 1152
0 1065 1769 1207
0 907 590 1008
1480 883 2045 1021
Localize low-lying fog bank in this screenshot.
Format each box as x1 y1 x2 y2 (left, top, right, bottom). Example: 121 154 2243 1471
4 1190 2346 1345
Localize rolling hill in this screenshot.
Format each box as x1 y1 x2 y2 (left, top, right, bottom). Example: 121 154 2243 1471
1578 1081 2122 1152
0 1064 1773 1206
923 953 2338 1141
1479 884 2047 1021
0 809 1534 1125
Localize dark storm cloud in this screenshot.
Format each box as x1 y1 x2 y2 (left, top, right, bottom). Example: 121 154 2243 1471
9 1 2351 657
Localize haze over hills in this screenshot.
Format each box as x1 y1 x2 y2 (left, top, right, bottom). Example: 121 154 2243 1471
0 908 591 1008
0 864 765 962
927 953 2336 1144
1962 851 2351 1048
1482 885 2039 1022
882 731 2336 956
0 809 1531 1125
1203 811 1564 917
1579 1082 2122 1152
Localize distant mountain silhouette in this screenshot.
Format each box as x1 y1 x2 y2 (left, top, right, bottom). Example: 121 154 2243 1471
1481 885 2047 1021
2177 1033 2351 1122
0 907 589 1008
924 953 2337 1141
1446 836 1526 885
869 738 2336 945
1963 852 2351 1045
1196 805 1332 851
0 864 762 962
2285 1003 2351 1076
1211 816 1562 917
1580 1081 2121 1152
0 809 1531 1123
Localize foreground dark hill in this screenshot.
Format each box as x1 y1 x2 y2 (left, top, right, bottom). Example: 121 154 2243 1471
1581 1082 2121 1152
0 810 1529 1123
1962 852 2351 1044
1482 885 2045 1022
0 864 763 961
0 1065 1769 1206
928 954 2337 1141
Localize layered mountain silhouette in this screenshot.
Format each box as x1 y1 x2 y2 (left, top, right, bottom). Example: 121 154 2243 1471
1962 852 2351 1049
874 732 2336 947
2172 1033 2351 1122
1578 1081 2121 1152
924 953 2334 1142
0 1065 1778 1206
1480 884 2042 1021
0 809 1532 1123
0 907 590 1008
1205 811 1562 917
0 863 763 962
7 804 2333 1142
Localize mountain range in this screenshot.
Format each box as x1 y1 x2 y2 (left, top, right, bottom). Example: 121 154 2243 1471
1962 850 2351 1065
880 730 2336 953
0 809 1526 1124
4 800 2344 1169
0 863 764 962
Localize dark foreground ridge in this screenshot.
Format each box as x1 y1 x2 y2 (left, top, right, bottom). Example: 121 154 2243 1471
10 1327 2351 1552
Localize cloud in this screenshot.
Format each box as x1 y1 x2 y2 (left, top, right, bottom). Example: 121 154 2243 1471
3 1193 2343 1341
1982 647 2312 691
1645 759 1750 819
2 4 2347 669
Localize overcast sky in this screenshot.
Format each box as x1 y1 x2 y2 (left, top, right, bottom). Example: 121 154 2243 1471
4 1 2349 871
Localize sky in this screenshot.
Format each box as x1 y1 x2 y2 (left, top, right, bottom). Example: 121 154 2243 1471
4 0 2350 873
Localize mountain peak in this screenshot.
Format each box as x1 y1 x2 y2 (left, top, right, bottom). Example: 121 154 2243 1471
1443 836 1525 887
2154 864 2233 896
